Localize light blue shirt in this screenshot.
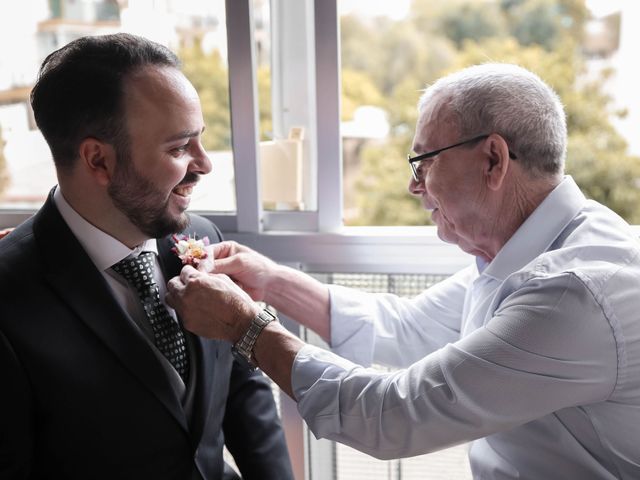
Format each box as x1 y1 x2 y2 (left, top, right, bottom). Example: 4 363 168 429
292 177 640 479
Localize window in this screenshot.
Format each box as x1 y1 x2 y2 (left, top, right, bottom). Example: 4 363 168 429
0 0 235 212
2 1 636 479
339 0 640 226
0 0 341 233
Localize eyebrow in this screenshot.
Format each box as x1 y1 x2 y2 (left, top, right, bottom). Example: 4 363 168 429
163 126 205 143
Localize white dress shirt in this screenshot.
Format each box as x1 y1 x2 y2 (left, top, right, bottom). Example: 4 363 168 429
53 187 185 390
292 177 640 479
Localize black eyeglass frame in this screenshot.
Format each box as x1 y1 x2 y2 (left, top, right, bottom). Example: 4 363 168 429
407 134 517 182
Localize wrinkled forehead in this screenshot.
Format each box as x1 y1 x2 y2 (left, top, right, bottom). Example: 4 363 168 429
413 94 458 151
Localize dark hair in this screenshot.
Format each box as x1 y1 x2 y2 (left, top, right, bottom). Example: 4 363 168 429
30 33 180 171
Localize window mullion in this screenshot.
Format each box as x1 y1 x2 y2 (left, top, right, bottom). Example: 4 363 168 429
226 0 262 233
314 0 342 233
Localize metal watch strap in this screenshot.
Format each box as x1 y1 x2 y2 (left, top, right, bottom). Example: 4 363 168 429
232 308 277 369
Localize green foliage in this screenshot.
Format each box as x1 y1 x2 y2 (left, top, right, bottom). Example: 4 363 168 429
439 2 508 48
568 133 640 224
453 35 640 224
341 69 385 121
341 14 456 98
179 41 273 151
179 44 232 151
349 138 428 226
499 0 589 46
342 0 640 226
507 0 569 48
174 4 638 227
256 66 273 140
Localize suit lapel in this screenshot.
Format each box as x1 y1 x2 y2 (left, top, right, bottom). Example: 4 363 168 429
157 228 218 446
34 193 188 432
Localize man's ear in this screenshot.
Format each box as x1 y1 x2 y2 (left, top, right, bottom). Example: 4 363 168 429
78 137 117 186
483 134 511 191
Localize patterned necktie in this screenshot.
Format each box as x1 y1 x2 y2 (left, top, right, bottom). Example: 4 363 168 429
112 252 189 382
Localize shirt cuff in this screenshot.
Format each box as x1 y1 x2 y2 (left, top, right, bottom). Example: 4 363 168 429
292 344 359 434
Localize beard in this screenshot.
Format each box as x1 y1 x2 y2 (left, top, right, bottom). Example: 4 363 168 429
107 153 196 239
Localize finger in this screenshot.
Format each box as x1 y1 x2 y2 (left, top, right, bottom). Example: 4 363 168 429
211 255 244 274
179 264 200 283
213 253 255 276
166 275 183 292
165 277 183 307
212 241 237 259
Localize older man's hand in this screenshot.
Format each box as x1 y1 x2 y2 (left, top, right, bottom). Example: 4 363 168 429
0 228 13 240
212 241 280 302
167 265 261 342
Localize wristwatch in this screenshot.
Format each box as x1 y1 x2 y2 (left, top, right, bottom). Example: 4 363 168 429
231 308 277 370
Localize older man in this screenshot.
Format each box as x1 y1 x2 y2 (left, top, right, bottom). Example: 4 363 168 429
168 64 640 479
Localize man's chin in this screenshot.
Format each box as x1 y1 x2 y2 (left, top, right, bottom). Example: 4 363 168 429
166 212 191 236
140 212 190 239
435 227 459 246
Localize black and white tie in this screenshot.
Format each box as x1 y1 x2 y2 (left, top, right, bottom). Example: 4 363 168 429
112 252 189 382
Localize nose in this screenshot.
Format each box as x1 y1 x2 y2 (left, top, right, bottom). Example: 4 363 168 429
408 175 425 196
190 142 212 175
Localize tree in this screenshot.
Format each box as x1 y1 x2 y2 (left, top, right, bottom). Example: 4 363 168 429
179 44 232 151
438 1 508 48
179 40 274 152
340 12 456 225
343 0 640 226
348 137 427 226
455 36 640 223
341 68 385 121
502 0 589 47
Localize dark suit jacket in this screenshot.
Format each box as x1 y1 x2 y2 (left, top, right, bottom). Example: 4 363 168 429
0 192 293 480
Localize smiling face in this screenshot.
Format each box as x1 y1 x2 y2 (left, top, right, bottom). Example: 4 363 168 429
107 66 211 239
408 99 493 258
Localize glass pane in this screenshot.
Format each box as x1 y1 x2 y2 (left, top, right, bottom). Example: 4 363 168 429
258 0 315 212
254 0 272 143
339 0 640 226
254 0 297 212
0 0 235 212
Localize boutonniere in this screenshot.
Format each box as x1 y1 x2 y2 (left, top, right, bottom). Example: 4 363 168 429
171 234 214 271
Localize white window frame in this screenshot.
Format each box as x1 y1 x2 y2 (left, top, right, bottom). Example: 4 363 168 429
220 4 471 479
0 2 474 479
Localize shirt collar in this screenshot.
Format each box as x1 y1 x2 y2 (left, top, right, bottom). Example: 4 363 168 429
53 186 158 272
481 176 587 281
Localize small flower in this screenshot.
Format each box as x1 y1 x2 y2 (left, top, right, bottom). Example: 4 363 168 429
171 234 212 268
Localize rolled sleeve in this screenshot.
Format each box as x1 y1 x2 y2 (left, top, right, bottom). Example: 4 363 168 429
327 266 473 369
328 285 376 365
291 272 618 460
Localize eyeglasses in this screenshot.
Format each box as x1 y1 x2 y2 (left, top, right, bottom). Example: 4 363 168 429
407 134 517 182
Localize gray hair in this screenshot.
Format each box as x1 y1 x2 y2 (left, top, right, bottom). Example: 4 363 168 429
419 63 567 176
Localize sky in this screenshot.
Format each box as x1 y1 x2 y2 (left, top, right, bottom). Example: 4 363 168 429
338 0 412 20
338 0 628 20
585 0 628 17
